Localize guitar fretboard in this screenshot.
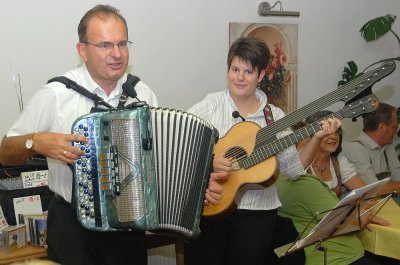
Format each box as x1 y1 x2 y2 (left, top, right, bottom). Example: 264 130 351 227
255 61 395 148
239 112 343 169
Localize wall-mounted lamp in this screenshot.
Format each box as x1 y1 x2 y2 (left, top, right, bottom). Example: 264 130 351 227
258 1 300 17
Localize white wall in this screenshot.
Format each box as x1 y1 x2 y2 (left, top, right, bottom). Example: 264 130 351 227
1 1 399 264
1 1 399 139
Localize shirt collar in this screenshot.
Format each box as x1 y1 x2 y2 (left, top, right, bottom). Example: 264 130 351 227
359 130 381 150
80 64 127 101
226 89 268 113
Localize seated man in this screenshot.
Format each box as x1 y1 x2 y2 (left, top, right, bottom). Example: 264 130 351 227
342 103 400 195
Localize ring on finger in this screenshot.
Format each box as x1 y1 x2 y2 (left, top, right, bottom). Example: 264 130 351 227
63 150 67 155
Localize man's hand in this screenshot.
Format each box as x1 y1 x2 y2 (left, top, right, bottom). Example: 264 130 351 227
33 132 87 164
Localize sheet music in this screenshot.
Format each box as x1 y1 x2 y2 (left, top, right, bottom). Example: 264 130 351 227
277 178 390 254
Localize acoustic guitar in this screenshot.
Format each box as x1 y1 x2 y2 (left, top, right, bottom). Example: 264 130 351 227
202 61 396 217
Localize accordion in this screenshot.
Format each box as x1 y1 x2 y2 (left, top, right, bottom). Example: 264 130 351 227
71 103 218 237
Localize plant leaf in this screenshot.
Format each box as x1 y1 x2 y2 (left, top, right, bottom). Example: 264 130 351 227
347 61 358 74
338 61 360 86
360 14 396 42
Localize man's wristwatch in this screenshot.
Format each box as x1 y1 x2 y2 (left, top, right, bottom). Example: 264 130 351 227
25 135 34 150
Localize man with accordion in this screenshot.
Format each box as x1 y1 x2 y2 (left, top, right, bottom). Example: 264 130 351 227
0 4 224 265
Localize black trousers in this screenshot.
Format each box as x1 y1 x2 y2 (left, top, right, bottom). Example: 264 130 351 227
46 196 147 265
185 209 304 265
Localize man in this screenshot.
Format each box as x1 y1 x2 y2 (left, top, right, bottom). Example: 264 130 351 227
0 5 222 265
342 102 400 195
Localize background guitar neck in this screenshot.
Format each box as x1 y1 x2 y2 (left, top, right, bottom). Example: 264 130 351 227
255 61 396 147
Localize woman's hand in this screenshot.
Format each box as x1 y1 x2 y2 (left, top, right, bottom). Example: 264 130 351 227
204 156 232 206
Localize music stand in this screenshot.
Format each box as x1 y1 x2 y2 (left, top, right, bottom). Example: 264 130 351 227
274 178 392 265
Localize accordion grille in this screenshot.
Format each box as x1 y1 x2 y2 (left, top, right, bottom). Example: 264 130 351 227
110 118 144 222
152 109 212 234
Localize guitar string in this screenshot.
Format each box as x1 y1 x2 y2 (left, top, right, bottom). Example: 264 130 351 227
227 63 388 161
254 63 389 140
224 65 384 162
224 71 366 159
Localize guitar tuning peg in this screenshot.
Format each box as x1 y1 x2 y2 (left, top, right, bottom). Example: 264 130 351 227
352 117 358 122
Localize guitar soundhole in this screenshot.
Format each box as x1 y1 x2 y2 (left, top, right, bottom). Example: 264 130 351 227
224 147 247 159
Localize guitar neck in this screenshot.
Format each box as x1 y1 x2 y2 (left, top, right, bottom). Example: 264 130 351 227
239 112 343 169
236 92 379 170
255 61 396 146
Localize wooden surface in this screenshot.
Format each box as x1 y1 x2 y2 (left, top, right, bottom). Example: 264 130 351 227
0 233 185 265
0 245 47 265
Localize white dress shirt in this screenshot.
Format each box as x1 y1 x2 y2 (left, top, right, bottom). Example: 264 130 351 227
7 64 158 202
188 89 305 210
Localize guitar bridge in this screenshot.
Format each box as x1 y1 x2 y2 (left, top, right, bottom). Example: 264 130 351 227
232 160 240 170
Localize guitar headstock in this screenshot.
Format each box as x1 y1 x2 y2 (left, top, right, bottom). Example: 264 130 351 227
340 61 396 104
340 93 379 119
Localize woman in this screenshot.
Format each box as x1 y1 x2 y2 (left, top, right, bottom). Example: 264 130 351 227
275 111 390 265
300 110 366 198
184 37 341 265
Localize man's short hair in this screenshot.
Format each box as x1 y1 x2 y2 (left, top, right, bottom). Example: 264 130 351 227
78 4 128 43
363 102 396 132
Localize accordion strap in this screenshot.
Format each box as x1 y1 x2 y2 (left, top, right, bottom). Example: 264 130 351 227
118 74 141 109
47 74 141 110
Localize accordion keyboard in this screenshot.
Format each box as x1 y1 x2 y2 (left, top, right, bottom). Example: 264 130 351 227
72 115 102 227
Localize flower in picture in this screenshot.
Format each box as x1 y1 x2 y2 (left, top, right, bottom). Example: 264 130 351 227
260 41 291 108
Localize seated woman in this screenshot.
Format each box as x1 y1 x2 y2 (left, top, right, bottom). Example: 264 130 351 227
300 110 366 198
276 173 382 265
275 111 390 265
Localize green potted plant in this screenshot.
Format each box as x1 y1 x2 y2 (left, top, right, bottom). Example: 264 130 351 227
338 14 399 86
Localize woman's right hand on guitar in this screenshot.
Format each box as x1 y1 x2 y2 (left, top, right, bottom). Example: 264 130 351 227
204 157 233 206
213 156 233 175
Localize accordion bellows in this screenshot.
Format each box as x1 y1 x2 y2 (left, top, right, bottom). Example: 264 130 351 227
71 104 218 237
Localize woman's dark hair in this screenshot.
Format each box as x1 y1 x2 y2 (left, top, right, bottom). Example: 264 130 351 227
305 110 343 157
227 37 270 75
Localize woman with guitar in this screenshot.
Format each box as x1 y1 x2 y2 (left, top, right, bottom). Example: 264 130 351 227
184 37 342 265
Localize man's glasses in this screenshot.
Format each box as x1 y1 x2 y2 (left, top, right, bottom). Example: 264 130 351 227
82 40 132 51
